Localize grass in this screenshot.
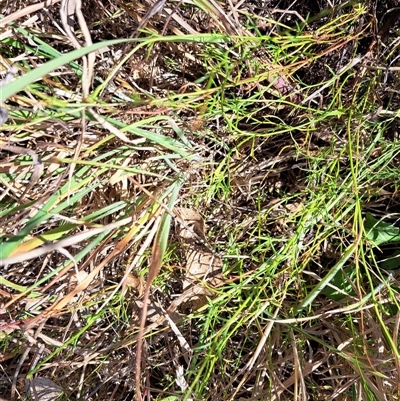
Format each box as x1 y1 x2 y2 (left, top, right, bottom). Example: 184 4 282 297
1 0 400 400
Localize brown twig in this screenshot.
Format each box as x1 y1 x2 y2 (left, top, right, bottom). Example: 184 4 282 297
135 233 163 401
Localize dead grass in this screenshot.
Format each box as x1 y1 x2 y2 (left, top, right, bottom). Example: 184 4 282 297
1 0 400 400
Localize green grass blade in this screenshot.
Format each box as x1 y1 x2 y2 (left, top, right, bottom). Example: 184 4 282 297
296 243 357 312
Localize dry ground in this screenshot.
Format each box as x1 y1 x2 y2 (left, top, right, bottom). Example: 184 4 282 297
1 0 400 400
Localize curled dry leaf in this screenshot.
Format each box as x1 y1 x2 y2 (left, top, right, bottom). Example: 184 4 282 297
124 272 145 297
175 207 223 310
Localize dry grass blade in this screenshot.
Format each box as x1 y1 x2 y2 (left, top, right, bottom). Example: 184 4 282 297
193 0 238 34
60 0 95 93
0 217 132 267
88 108 137 143
135 216 164 401
134 0 168 37
228 303 282 399
134 179 182 399
0 0 62 26
4 212 157 332
60 0 95 196
0 141 44 199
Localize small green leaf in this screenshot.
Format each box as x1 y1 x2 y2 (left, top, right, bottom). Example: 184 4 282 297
364 213 400 246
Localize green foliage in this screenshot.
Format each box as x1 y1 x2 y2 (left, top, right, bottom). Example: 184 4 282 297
364 212 400 247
